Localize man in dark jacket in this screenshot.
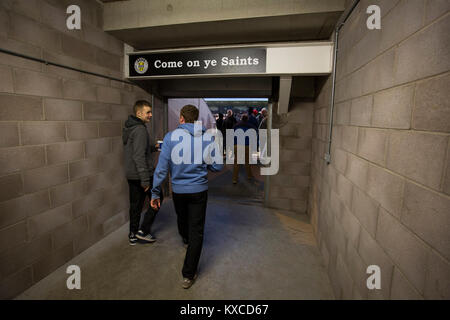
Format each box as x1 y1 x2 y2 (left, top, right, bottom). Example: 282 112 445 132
223 109 237 129
248 108 259 128
232 113 257 184
258 107 268 129
216 112 224 132
216 113 226 155
223 109 237 156
123 100 162 245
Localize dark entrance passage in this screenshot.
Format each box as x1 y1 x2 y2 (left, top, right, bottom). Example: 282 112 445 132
207 165 264 205
167 98 267 206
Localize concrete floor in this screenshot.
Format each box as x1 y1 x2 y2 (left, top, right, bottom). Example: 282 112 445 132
16 166 334 300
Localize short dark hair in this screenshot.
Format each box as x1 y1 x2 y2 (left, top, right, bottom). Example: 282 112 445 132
180 104 199 123
134 100 151 115
241 114 248 122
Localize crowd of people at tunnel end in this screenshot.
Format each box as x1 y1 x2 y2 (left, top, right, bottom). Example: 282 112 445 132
216 107 268 183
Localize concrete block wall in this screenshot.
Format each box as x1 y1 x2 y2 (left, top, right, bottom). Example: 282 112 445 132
309 0 450 299
267 100 313 213
0 0 152 298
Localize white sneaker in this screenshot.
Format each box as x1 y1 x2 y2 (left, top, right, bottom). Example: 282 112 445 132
136 230 156 243
182 274 198 289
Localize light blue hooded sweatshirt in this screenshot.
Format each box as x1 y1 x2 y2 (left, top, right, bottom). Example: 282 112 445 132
151 123 223 199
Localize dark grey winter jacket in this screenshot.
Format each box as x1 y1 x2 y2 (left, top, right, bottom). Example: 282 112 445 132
122 115 157 188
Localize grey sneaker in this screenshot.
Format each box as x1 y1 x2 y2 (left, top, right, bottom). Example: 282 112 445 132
136 230 156 243
182 274 198 289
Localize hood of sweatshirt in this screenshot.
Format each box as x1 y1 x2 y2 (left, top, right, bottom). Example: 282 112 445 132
123 115 145 145
177 123 206 137
150 122 223 198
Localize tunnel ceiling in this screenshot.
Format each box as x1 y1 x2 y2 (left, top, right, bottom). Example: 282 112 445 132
131 75 321 100
134 76 273 98
100 0 346 50
100 1 340 100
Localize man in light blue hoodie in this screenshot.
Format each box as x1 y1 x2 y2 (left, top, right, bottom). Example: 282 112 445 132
150 104 223 289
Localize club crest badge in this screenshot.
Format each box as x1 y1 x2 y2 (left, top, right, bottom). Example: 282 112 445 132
134 57 148 74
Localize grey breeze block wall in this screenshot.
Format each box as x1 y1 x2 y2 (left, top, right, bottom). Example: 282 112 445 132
0 0 152 299
267 100 314 214
309 0 450 299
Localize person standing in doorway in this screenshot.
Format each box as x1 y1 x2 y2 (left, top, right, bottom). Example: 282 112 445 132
216 112 224 132
248 107 259 128
123 100 162 246
216 113 225 150
150 104 223 289
258 107 268 129
223 109 237 156
232 113 257 184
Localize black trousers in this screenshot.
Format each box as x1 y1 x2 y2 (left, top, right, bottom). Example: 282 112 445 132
172 190 208 279
127 179 163 235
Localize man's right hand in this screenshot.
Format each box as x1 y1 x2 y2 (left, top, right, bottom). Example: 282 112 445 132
150 198 160 210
